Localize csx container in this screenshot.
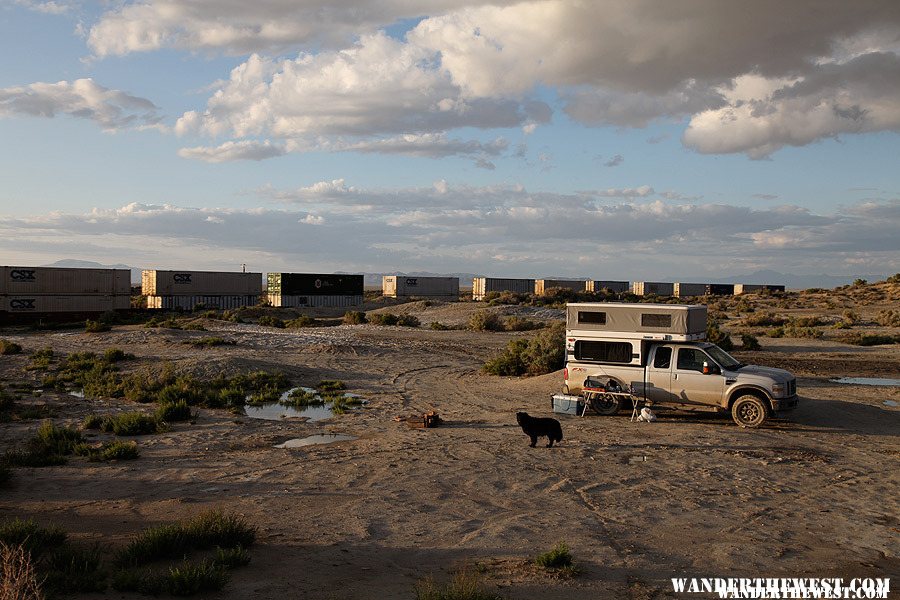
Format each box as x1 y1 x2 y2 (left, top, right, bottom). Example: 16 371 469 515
269 294 363 308
267 273 363 296
673 282 708 297
534 279 589 295
383 276 459 299
1 266 130 296
142 270 261 296
706 283 735 296
472 277 535 300
589 280 630 293
734 284 785 294
2 295 130 313
631 281 675 296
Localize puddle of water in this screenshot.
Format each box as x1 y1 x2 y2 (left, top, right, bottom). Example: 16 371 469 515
275 434 356 448
627 456 648 464
243 403 335 422
832 377 900 387
884 400 899 407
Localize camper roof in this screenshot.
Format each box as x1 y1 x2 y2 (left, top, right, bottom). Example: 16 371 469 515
566 302 707 338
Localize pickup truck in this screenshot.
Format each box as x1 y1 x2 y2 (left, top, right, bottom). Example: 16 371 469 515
564 302 799 427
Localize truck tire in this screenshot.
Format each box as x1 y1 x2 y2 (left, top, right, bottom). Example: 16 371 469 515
590 393 622 416
731 394 768 428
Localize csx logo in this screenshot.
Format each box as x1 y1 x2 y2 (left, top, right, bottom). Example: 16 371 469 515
406 278 418 285
10 270 36 281
173 274 192 284
10 299 36 310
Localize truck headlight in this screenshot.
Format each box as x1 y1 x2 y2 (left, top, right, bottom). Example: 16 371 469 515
772 383 785 396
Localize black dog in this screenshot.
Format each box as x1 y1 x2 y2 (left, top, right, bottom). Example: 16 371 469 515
516 412 563 448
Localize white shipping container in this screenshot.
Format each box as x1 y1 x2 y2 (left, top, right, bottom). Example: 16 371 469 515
0 266 130 296
673 282 708 297
535 279 589 294
142 270 262 296
269 295 363 308
382 276 459 298
589 280 630 293
146 295 259 310
1 294 130 313
472 277 535 300
632 282 675 296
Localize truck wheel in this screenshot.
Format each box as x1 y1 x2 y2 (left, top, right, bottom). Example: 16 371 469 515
731 395 768 428
591 393 622 416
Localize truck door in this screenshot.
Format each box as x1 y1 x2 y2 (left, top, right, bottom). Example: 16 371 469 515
643 345 677 404
672 347 725 407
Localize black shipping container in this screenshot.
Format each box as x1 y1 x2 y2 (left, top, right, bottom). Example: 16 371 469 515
706 284 735 296
268 273 364 296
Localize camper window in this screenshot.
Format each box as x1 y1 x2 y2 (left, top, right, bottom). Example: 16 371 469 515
642 313 672 327
574 340 632 363
577 311 607 324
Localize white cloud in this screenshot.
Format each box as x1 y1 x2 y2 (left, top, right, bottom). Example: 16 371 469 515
177 140 286 162
3 187 897 276
0 78 160 131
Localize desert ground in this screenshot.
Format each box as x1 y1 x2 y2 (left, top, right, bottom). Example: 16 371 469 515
1 285 898 599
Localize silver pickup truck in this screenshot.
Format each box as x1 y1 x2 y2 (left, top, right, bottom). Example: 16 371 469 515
564 302 798 427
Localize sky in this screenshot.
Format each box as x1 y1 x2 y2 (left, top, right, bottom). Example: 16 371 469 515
1 0 899 281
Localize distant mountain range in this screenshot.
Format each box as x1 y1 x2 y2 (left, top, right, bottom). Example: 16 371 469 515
41 261 888 290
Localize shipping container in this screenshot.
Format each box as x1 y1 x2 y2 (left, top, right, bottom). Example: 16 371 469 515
142 270 261 296
734 284 786 294
145 295 259 310
535 279 590 295
267 273 363 296
631 282 675 296
268 294 363 308
589 280 630 293
706 283 735 296
1 294 130 313
383 276 459 299
472 277 535 300
1 266 130 296
567 302 707 340
673 282 708 297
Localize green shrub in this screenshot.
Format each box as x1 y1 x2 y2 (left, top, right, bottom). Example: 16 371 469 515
34 420 84 455
75 440 140 462
397 314 420 327
317 380 347 392
415 568 504 600
707 321 733 351
257 315 285 328
100 412 163 436
850 334 900 346
790 316 826 327
740 334 761 351
368 313 399 326
534 541 573 569
875 309 900 327
343 311 367 325
103 348 133 362
0 518 67 558
743 312 787 327
0 339 22 355
503 316 542 332
84 319 111 333
285 315 319 328
117 510 256 568
485 290 529 306
156 400 193 422
112 568 165 595
483 322 565 376
82 414 105 429
766 326 785 338
429 321 451 330
468 310 504 332
281 388 323 407
213 545 251 569
26 347 54 371
165 559 229 596
42 544 108 593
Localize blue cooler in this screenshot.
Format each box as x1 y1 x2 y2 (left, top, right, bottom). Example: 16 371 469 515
551 393 584 416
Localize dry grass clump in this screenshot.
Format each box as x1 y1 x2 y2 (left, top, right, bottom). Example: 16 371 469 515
1 541 45 600
415 567 504 600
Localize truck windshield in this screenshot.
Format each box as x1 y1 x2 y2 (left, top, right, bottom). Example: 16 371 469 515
706 345 743 370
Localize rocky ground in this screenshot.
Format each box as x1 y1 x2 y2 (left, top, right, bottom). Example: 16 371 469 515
1 285 898 599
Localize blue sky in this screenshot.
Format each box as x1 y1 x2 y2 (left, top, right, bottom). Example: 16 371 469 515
1 1 898 280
